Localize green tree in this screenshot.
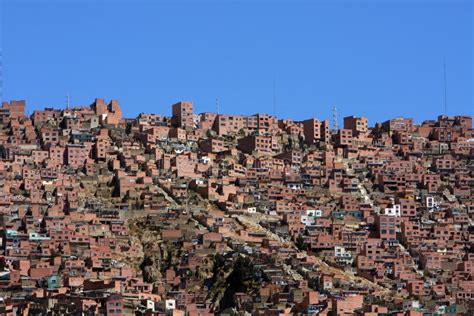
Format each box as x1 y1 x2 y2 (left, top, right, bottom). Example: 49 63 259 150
218 256 267 311
295 235 308 251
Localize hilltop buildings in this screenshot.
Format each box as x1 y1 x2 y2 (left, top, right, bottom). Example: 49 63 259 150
0 98 472 315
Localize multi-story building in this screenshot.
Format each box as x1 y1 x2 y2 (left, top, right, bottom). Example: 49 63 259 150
172 101 194 130
302 118 330 144
343 116 368 136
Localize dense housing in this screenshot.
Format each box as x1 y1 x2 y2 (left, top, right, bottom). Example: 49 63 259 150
0 98 472 315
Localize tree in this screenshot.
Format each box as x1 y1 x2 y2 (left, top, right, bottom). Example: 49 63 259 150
218 256 267 311
299 135 306 149
288 136 293 148
295 235 308 251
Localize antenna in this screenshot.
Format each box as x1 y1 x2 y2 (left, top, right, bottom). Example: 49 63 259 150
216 97 220 115
0 0 3 106
333 105 338 131
66 93 70 109
0 49 3 105
443 58 447 116
273 79 276 116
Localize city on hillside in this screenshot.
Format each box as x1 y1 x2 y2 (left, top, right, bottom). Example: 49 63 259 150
0 98 472 315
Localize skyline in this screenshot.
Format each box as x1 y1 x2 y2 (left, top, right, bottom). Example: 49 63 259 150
1 97 471 129
0 0 472 123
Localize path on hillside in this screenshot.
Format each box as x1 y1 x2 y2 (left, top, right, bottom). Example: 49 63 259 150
234 212 402 299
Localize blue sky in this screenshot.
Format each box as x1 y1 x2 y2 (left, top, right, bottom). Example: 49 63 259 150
0 0 472 125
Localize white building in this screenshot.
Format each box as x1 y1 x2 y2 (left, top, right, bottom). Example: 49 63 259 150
301 215 315 226
306 209 323 217
426 196 435 209
165 299 176 310
247 207 257 214
300 209 322 226
334 246 353 264
383 204 401 217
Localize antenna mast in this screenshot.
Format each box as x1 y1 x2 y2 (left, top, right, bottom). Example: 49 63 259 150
333 105 338 131
66 93 70 110
0 49 3 105
216 97 220 115
273 79 276 116
443 58 447 116
0 0 3 106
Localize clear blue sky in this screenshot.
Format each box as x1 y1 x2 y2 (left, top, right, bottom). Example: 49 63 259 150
0 0 472 125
